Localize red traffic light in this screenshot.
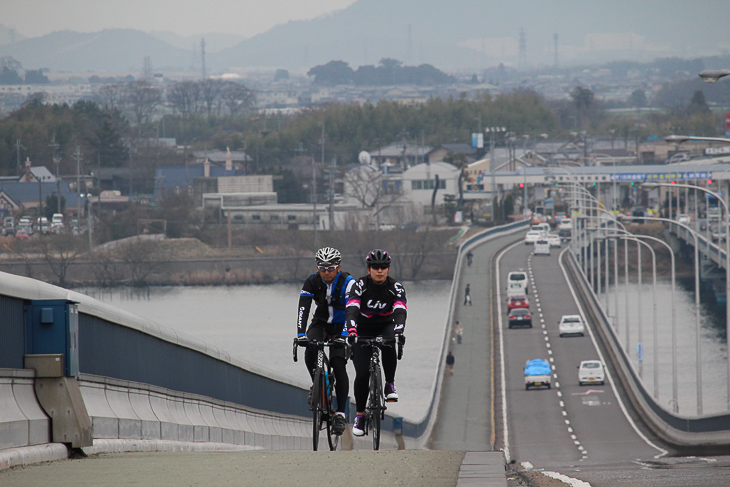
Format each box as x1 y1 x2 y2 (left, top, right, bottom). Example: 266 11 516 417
519 183 524 188
670 181 676 184
708 179 714 185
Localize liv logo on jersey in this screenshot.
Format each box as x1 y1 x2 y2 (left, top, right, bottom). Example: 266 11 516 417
367 300 388 309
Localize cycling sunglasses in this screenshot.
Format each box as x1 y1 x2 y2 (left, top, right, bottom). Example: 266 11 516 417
369 265 390 270
317 265 338 272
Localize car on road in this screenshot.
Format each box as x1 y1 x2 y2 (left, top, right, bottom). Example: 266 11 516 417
558 314 585 337
508 308 532 328
711 224 727 242
524 231 543 245
524 358 551 390
546 233 561 247
578 360 605 385
507 270 528 294
15 228 30 240
558 217 572 230
676 213 691 226
533 239 550 256
507 294 530 312
507 281 527 297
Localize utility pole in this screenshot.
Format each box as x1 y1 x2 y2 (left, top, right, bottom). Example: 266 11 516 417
328 156 336 231
75 147 82 225
49 136 61 215
485 127 506 222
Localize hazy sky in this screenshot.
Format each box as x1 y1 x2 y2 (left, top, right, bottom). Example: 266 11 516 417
4 0 358 38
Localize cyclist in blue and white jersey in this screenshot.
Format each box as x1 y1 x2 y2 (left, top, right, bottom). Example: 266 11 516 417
296 247 356 434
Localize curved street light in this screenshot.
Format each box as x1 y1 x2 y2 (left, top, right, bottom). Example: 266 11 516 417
644 180 729 412
699 69 730 83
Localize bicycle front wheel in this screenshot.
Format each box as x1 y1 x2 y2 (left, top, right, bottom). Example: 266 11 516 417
312 369 324 451
326 374 339 451
369 363 382 450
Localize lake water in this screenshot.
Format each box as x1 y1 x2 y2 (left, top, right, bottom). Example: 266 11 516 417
82 280 453 422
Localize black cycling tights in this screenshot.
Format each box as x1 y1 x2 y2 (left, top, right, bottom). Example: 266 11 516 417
305 324 349 413
352 323 397 412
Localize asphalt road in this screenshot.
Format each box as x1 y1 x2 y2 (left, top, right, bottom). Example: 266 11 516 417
495 239 730 486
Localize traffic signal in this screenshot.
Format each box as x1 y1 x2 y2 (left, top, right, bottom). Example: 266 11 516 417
670 181 676 184
708 179 713 185
519 183 525 188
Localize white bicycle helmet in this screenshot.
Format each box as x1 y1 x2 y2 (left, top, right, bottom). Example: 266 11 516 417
315 247 341 266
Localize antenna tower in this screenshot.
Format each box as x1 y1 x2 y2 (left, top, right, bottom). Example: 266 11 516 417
201 38 206 79
518 28 527 70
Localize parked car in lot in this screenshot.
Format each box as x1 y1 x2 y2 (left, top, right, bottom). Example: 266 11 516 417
533 239 551 256
546 233 561 247
524 231 543 245
524 358 551 390
578 360 605 386
507 270 528 294
507 294 530 312
558 314 585 337
508 308 532 328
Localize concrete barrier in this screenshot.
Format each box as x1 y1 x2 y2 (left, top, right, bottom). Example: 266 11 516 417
0 370 50 450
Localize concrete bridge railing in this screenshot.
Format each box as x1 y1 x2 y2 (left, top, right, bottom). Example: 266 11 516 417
0 220 531 470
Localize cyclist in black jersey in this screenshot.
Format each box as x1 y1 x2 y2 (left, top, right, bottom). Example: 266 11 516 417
296 247 356 435
345 248 407 437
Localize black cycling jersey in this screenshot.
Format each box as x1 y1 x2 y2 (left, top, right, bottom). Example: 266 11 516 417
345 275 407 335
297 270 356 336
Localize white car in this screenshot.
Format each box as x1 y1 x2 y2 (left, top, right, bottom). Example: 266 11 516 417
507 281 527 297
546 233 561 247
558 218 572 230
507 270 528 294
524 231 543 245
578 360 605 385
558 314 585 337
676 214 691 226
533 239 550 256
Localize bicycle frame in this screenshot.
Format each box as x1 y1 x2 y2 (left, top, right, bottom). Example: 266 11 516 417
293 338 342 451
356 336 397 450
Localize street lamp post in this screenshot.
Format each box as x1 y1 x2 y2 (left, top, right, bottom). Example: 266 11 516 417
625 215 693 413
644 181 727 412
486 127 506 222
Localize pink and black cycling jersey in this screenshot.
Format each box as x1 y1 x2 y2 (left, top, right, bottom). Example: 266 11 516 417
345 275 407 335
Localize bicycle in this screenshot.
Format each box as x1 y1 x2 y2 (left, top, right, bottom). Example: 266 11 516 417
354 335 404 450
293 337 344 451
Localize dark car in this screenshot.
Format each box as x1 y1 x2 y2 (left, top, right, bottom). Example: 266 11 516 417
508 308 532 328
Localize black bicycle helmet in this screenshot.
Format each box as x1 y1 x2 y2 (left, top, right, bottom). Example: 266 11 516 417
315 247 341 266
366 248 391 267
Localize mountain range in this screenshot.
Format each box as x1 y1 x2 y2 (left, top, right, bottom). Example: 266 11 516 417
1 0 729 75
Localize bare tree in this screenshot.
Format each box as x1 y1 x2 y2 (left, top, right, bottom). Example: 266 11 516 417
95 83 124 111
199 78 224 118
119 237 171 286
167 80 201 118
343 166 403 227
39 234 86 288
221 81 256 117
122 80 162 134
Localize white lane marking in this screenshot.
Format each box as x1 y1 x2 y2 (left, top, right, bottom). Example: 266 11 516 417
497 239 528 463
557 247 668 459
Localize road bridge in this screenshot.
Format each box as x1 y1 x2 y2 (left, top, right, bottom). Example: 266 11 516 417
3 220 730 486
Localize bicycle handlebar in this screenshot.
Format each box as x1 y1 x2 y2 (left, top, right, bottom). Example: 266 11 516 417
292 337 348 363
353 335 405 360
